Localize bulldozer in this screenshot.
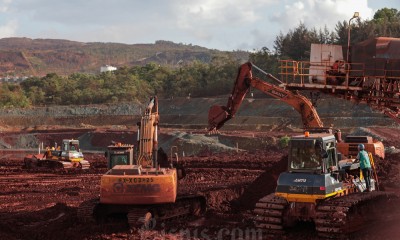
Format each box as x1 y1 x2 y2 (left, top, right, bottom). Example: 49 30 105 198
253 131 396 238
23 139 90 169
78 96 205 228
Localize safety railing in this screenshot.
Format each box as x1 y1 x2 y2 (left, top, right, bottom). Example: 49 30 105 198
279 60 400 88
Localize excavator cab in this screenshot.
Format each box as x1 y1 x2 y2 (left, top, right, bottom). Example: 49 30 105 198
105 143 134 169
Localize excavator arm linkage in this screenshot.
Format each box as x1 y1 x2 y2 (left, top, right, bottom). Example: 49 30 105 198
208 62 323 131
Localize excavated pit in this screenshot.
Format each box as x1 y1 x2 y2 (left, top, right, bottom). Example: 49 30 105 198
0 126 399 239
0 97 400 239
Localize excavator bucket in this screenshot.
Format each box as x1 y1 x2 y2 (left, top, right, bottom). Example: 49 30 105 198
208 105 230 131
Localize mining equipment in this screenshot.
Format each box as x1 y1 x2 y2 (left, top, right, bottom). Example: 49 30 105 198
253 131 396 238
208 62 397 237
78 96 205 228
208 62 385 159
23 139 90 169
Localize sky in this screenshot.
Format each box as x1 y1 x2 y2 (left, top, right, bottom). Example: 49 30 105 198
0 0 398 51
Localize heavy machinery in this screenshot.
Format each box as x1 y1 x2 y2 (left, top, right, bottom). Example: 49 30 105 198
208 62 323 130
78 97 205 228
337 135 384 159
208 62 396 237
253 132 396 238
208 62 385 159
23 139 90 169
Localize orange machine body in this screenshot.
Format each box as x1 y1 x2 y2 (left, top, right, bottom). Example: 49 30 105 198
100 165 177 204
99 96 178 205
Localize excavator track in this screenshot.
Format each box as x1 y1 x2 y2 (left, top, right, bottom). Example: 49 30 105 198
253 193 288 238
127 208 153 229
78 195 206 229
315 191 398 238
24 157 90 171
77 198 98 223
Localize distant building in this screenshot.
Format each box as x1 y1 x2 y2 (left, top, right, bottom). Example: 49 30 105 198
100 65 117 73
0 76 29 83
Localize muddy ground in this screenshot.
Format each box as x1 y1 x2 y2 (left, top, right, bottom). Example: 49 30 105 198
0 126 400 240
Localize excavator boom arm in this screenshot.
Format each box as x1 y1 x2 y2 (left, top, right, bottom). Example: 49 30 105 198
249 78 323 128
137 96 160 167
208 62 323 130
208 62 252 130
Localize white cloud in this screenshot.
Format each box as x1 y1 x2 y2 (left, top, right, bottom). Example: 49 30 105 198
175 0 276 31
171 0 279 48
0 0 12 12
0 19 18 38
270 0 374 33
0 0 394 51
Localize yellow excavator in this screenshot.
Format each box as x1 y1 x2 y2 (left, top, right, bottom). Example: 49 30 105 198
78 97 205 228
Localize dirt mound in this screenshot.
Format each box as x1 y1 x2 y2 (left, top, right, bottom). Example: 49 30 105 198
236 155 288 210
0 203 75 240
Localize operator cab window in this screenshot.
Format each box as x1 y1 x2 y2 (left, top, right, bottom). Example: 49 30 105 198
110 155 129 168
70 143 79 152
290 145 322 171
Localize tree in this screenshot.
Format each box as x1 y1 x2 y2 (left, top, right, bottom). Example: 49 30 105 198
372 8 400 37
249 47 279 77
334 8 400 45
273 23 320 60
373 8 399 22
0 83 30 108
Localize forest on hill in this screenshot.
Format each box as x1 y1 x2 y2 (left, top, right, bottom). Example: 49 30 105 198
0 8 399 108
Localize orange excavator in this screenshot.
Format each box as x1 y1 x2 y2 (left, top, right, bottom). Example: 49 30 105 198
208 62 323 131
78 97 205 228
208 62 384 159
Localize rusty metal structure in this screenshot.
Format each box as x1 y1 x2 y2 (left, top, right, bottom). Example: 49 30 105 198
279 37 400 124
